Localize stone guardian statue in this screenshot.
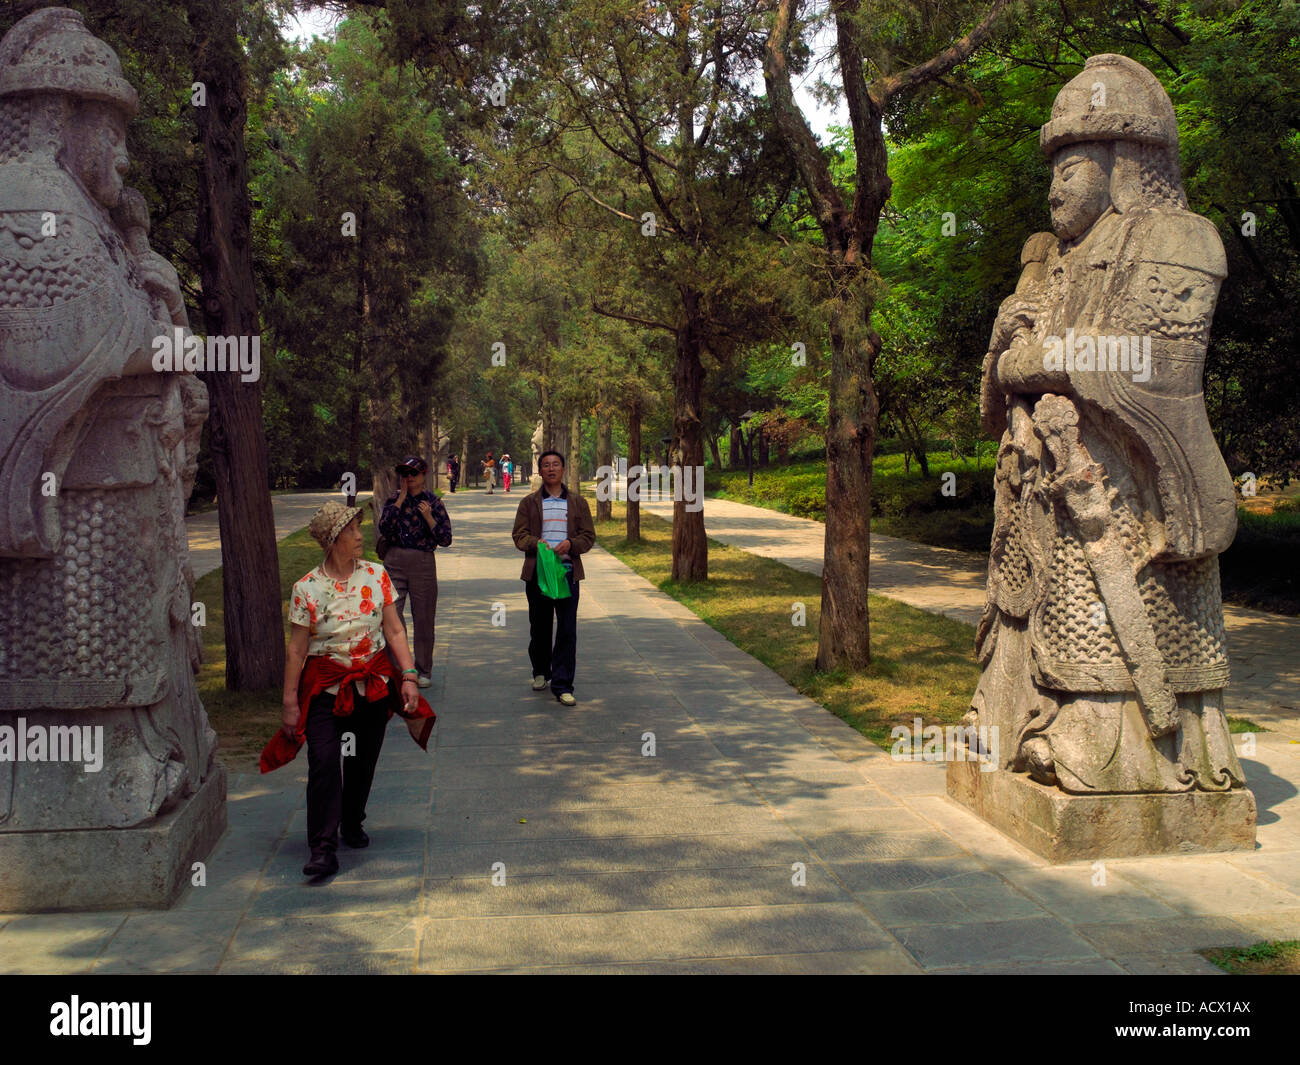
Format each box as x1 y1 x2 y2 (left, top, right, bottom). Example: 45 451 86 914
0 8 226 909
949 54 1255 859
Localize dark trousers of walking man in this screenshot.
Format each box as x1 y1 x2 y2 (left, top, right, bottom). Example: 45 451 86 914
385 546 438 678
525 570 579 694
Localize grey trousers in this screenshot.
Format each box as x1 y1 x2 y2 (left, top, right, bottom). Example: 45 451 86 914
384 546 438 676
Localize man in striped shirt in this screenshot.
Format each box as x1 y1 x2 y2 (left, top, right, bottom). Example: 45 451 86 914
511 450 597 706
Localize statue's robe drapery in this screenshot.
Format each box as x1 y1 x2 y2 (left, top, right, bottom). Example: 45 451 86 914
974 205 1245 794
0 159 156 558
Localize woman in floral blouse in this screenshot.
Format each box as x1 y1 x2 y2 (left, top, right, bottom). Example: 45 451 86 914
264 501 435 879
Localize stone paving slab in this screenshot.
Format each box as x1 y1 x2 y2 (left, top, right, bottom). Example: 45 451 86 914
4 490 1299 974
415 902 898 972
891 916 1104 970
462 948 925 975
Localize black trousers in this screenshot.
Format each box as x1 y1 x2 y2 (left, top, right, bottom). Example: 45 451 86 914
525 571 580 694
305 684 390 852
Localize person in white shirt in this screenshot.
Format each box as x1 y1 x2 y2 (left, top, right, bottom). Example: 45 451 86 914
511 450 597 705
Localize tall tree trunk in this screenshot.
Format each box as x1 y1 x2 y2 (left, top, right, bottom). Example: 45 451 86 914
627 397 642 543
672 294 708 580
347 203 368 476
817 301 878 670
567 409 581 495
551 418 569 473
728 424 741 468
187 0 284 690
540 383 553 451
595 403 613 522
764 0 1006 670
757 428 769 467
707 434 722 471
431 412 441 493
459 431 469 490
370 466 395 531
902 409 930 477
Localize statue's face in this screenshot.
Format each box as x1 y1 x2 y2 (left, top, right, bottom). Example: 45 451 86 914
1049 143 1112 240
68 101 129 209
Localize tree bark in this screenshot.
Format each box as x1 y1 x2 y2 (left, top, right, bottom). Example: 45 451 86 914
595 402 613 522
540 384 553 452
431 411 441 493
728 424 741 468
627 397 642 543
671 292 708 580
817 304 879 669
370 466 395 530
567 409 581 495
757 428 769 467
187 0 284 690
707 434 722 472
347 202 367 476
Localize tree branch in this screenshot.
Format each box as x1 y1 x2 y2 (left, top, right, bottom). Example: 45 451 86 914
869 0 1011 106
591 301 677 333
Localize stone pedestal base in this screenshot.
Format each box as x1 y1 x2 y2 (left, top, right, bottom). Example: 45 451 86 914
0 765 227 912
947 760 1256 862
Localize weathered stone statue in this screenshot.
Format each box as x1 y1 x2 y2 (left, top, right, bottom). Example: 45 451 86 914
0 8 226 909
949 54 1255 859
530 417 544 488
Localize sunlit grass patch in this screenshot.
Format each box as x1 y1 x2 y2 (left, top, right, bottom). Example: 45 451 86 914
1202 939 1300 975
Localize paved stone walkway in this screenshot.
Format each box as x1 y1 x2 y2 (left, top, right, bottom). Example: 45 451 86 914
187 491 355 579
641 495 1300 738
2 491 1298 973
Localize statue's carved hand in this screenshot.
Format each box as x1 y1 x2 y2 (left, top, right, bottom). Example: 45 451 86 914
991 294 1042 353
137 251 187 327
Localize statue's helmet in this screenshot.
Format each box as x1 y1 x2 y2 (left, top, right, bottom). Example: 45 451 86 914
1040 53 1176 157
0 7 137 116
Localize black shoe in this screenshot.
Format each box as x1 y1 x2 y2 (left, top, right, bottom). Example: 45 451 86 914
303 849 339 877
341 826 370 848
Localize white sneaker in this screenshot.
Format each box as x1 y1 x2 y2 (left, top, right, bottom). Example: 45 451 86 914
531 675 547 691
557 692 576 707
417 674 432 688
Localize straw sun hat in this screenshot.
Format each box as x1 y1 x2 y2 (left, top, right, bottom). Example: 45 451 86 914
309 500 363 551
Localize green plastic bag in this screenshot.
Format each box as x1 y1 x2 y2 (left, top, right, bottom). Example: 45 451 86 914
536 542 572 600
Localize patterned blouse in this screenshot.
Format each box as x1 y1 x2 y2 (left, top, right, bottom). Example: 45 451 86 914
289 560 396 694
378 491 453 552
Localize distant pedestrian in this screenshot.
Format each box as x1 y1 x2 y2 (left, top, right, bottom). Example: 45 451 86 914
378 456 452 688
482 451 496 494
501 452 513 492
447 454 460 493
512 450 596 706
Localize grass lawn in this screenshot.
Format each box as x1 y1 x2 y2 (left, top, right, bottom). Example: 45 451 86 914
1202 940 1300 975
594 501 982 749
712 451 997 552
194 519 385 773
